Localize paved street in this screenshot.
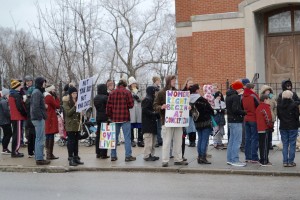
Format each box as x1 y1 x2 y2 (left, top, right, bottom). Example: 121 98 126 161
0 172 299 200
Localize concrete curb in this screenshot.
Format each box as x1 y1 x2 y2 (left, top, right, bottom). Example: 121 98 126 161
1 165 300 176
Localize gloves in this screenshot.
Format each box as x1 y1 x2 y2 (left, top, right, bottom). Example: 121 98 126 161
106 118 111 125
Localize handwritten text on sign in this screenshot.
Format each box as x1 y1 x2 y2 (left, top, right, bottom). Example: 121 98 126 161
165 90 190 127
100 123 116 149
77 77 93 112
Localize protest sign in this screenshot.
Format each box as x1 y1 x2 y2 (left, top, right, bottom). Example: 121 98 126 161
165 90 190 127
77 77 93 112
100 123 116 149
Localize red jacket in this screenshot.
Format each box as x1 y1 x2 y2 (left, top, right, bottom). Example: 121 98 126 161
242 88 259 122
9 91 27 121
106 86 134 122
256 102 273 133
45 93 60 134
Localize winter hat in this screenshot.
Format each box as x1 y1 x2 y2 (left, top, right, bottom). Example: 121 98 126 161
1 87 10 96
241 78 250 86
35 77 46 88
282 90 293 99
11 79 22 89
128 76 137 86
231 80 244 91
68 86 78 95
24 75 33 82
45 85 55 93
246 83 255 89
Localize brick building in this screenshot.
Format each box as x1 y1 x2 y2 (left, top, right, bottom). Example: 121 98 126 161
176 0 300 87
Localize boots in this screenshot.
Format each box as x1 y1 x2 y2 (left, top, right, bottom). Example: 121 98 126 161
197 156 211 164
68 157 78 166
47 138 59 160
74 156 84 165
46 138 51 160
189 132 196 147
137 128 144 147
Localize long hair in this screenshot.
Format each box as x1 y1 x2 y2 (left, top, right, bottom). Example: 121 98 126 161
182 77 193 90
69 94 77 108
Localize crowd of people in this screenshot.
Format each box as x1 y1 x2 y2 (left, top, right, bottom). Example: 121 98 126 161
0 75 299 168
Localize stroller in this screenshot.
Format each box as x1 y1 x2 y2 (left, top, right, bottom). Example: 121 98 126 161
57 106 67 147
79 107 97 147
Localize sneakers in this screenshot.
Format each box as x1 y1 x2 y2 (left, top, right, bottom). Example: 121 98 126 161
36 160 51 165
162 162 168 167
111 157 118 161
260 162 272 167
174 161 188 166
11 152 24 158
182 157 187 161
125 156 136 162
231 162 246 167
227 162 232 165
28 154 34 158
288 162 297 167
1 149 11 155
144 155 159 161
251 160 260 164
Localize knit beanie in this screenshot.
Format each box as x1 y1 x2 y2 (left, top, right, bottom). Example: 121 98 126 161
241 78 250 86
11 79 22 89
282 90 293 99
45 85 55 93
68 87 78 95
231 80 244 91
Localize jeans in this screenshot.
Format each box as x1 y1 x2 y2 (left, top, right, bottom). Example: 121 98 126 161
196 128 211 157
280 129 298 164
32 120 45 160
245 121 259 161
156 119 162 144
111 122 132 158
227 123 243 163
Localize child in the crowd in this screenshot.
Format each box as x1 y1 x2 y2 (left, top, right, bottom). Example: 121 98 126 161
213 91 226 150
142 86 160 161
256 94 273 166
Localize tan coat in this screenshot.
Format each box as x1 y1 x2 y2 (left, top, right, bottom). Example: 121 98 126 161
259 85 277 122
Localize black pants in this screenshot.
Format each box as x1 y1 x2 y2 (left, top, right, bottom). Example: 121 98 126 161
182 136 185 157
96 124 108 157
189 132 196 144
27 127 36 155
67 131 79 158
11 120 22 154
259 131 270 164
268 131 273 149
1 124 12 150
131 128 143 143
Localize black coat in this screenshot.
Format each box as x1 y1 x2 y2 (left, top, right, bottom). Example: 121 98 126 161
193 96 214 129
225 89 246 123
142 97 159 135
277 80 300 105
277 99 299 130
94 84 109 124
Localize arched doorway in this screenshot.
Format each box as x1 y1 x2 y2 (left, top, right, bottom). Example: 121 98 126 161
265 6 300 83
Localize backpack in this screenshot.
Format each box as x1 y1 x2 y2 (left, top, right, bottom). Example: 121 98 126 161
190 103 199 121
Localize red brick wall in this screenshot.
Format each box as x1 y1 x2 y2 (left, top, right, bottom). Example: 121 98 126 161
191 0 243 16
177 29 246 88
176 0 191 22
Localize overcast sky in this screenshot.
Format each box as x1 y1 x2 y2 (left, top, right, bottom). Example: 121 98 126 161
0 0 175 31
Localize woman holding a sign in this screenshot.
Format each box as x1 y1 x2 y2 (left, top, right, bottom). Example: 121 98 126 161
189 84 214 164
63 86 84 166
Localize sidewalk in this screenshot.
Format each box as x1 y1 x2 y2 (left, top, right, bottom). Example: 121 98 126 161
0 142 300 176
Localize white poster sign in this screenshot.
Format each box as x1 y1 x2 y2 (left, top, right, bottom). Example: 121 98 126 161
77 77 93 112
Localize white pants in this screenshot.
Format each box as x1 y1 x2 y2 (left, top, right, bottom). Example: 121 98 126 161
143 133 156 158
162 126 183 163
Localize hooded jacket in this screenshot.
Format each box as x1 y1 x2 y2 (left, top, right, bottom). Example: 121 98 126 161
94 84 109 124
259 85 277 122
153 76 177 125
9 89 27 121
277 98 299 130
142 86 160 134
226 88 246 123
44 91 60 134
242 88 259 122
277 80 300 105
30 77 47 120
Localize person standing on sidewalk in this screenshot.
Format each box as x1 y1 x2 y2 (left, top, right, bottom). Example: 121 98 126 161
25 87 36 158
242 83 260 163
226 80 247 167
31 77 50 165
44 85 60 160
94 84 110 159
256 94 273 166
0 88 12 154
240 78 250 152
213 91 226 149
106 79 136 162
152 76 163 148
154 75 188 167
277 90 299 167
9 79 27 158
63 86 84 166
190 84 213 164
142 86 160 161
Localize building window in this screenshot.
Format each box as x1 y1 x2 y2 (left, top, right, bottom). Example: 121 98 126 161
268 11 292 33
295 10 300 32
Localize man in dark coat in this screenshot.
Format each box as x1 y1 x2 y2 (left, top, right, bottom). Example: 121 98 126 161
142 86 160 161
277 80 300 105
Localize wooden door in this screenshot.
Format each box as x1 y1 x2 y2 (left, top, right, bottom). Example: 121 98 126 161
295 35 300 82
266 36 295 83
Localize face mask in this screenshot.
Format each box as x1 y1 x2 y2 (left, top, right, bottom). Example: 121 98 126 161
268 93 274 99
